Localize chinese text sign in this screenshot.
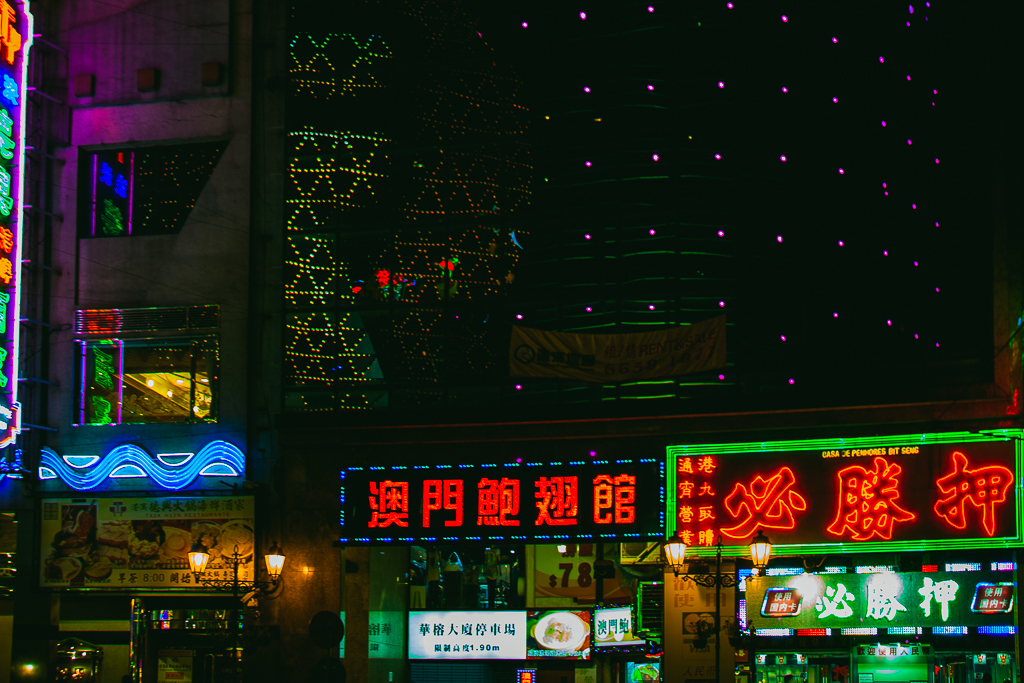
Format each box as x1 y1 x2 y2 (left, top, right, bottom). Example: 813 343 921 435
408 611 526 660
0 0 32 448
342 459 664 543
746 571 1015 629
668 437 1020 551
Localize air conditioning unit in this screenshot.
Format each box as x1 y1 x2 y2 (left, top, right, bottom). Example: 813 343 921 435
634 580 664 638
620 541 662 565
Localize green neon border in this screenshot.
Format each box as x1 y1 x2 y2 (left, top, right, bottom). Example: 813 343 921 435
666 429 1024 558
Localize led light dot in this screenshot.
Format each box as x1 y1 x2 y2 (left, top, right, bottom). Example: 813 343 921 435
780 154 787 162
788 379 795 385
832 97 838 103
715 153 722 160
652 153 660 161
649 229 656 235
727 1 734 7
838 240 844 247
832 37 838 43
648 305 655 310
718 374 725 380
780 335 787 341
584 86 591 93
881 121 886 127
580 11 586 19
585 161 591 167
515 384 522 390
887 320 892 326
838 168 845 174
647 84 654 91
777 235 783 243
782 86 788 93
717 81 724 88
584 233 591 240
718 300 725 307
833 312 839 318
879 56 885 63
781 14 788 22
521 21 528 27
516 314 523 319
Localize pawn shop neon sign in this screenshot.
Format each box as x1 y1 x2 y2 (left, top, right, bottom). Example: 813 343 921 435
0 0 31 448
669 433 1023 555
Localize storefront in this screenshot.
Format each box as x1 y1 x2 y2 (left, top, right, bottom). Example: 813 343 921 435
663 430 1022 683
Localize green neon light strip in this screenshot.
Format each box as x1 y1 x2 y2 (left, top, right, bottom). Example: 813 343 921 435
666 429 1024 557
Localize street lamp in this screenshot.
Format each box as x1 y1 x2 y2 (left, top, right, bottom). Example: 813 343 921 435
749 529 772 572
187 542 285 683
663 538 687 576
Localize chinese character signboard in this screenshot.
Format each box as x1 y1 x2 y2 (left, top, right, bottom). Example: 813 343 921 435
40 496 254 589
87 149 134 236
746 571 1015 629
341 459 664 544
593 606 643 647
409 611 526 660
668 432 1022 555
0 0 31 449
510 315 726 382
526 610 591 659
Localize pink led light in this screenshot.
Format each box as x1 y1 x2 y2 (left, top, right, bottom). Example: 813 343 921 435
718 374 725 380
584 233 591 240
832 97 838 103
935 287 939 292
884 250 889 256
516 457 522 463
515 384 522 390
580 11 587 19
584 86 591 93
935 342 939 347
717 230 725 237
727 1 733 7
781 14 788 22
648 228 656 235
652 153 660 161
933 89 938 94
521 21 528 27
887 320 892 326
777 235 783 243
885 192 888 196
838 240 844 247
516 314 523 319
718 300 725 307
647 5 654 11
935 158 939 164
838 168 845 174
782 86 788 93
882 182 887 188
585 161 592 167
914 261 919 266
780 335 787 341
788 379 795 385
912 204 917 209
648 304 655 310
907 139 912 145
589 450 597 457
833 312 839 318
715 153 722 160
879 56 885 63
585 306 592 312
909 4 914 12
831 36 838 43
881 121 886 127
914 333 919 339
935 221 939 227
780 154 787 162
906 21 910 26
717 81 725 88
906 75 911 81
647 84 654 91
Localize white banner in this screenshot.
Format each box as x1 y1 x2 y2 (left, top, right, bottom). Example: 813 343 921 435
409 611 526 660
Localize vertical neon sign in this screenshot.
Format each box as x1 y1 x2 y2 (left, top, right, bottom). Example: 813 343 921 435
0 0 32 448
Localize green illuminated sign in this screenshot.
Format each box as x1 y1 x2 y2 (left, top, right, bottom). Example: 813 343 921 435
746 571 1015 630
667 430 1024 557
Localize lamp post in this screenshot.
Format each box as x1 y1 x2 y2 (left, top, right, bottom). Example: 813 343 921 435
187 542 285 683
664 530 773 683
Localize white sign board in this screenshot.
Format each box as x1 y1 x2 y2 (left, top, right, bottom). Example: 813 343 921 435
593 606 643 647
409 611 526 660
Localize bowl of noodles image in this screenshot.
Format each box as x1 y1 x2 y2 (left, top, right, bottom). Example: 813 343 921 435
532 611 590 652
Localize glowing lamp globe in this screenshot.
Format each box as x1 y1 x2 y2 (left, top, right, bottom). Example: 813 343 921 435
265 542 286 580
749 530 772 570
663 539 686 576
188 546 211 575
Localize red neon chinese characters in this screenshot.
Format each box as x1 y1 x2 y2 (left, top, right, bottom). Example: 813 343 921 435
423 480 463 527
934 451 1014 536
368 480 409 528
593 474 636 524
535 476 578 526
721 466 807 539
478 477 520 526
826 457 915 541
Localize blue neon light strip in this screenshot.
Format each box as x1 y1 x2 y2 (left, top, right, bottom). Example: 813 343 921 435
976 626 1016 635
38 440 244 490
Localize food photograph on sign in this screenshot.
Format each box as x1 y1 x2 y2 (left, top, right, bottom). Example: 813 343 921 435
668 435 1021 553
341 458 665 544
40 497 254 588
526 609 591 659
626 661 661 682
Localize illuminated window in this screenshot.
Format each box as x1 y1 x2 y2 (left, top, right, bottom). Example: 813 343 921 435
73 337 217 425
78 141 227 238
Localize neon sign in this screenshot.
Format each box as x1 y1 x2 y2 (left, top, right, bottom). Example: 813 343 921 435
747 571 1015 630
668 431 1023 557
0 0 29 448
341 459 665 544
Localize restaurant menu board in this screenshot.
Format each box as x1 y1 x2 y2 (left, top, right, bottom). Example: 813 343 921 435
526 610 591 659
746 571 1016 630
594 606 643 647
668 435 1021 553
342 458 664 544
409 611 526 660
40 496 254 589
626 662 661 682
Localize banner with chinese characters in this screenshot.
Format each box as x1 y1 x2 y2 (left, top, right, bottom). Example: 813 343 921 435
341 458 664 544
409 611 526 659
593 606 643 647
0 0 32 449
40 496 254 589
509 315 726 382
667 432 1023 555
746 571 1015 629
